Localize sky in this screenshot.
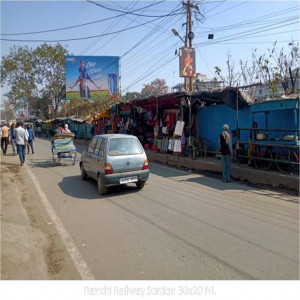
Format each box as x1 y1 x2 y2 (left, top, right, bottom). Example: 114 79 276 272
0 0 299 97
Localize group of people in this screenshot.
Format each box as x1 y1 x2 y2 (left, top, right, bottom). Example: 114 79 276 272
1 122 35 166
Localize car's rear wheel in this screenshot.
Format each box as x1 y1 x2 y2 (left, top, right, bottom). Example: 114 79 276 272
136 180 145 190
80 164 88 180
97 175 108 195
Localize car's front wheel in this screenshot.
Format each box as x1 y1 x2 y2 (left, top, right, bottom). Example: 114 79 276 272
97 175 108 195
136 180 146 190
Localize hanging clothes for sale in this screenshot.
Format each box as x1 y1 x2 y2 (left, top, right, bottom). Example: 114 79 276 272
173 139 181 153
153 125 159 138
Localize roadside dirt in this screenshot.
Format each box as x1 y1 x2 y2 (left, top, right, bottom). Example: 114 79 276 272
1 154 81 280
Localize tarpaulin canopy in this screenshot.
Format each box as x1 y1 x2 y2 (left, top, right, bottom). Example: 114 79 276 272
192 87 254 109
131 92 185 110
98 108 112 118
42 119 55 124
130 89 253 111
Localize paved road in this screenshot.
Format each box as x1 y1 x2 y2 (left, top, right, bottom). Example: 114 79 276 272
22 137 299 280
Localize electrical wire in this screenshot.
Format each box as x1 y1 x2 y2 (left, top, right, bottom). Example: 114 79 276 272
86 0 184 18
88 1 166 55
120 3 183 64
213 40 299 45
194 6 298 34
0 17 171 42
122 55 177 93
205 0 250 20
82 1 139 55
204 0 226 14
0 0 168 36
194 20 299 47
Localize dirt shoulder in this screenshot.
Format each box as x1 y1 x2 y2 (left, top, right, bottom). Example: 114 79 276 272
1 153 81 280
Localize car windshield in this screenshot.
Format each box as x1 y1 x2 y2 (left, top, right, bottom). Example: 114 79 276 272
108 138 143 156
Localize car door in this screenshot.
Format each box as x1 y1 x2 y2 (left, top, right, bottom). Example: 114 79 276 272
89 137 104 179
83 137 97 175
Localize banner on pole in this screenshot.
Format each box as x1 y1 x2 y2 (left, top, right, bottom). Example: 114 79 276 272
179 47 196 78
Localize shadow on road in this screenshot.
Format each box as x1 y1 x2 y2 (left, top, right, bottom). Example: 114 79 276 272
149 162 298 201
28 159 76 168
58 175 143 200
150 162 245 191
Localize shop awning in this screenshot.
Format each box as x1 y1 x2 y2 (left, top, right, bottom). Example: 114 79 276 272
42 119 55 124
192 87 254 109
98 108 112 118
131 92 185 110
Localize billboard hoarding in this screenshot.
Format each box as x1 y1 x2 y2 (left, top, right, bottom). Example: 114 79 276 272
65 56 119 101
179 47 196 78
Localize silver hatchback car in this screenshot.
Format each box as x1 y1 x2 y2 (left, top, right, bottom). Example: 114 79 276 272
80 134 149 195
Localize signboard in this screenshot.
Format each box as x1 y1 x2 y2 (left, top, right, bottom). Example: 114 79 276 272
16 110 27 120
65 56 120 100
179 47 196 78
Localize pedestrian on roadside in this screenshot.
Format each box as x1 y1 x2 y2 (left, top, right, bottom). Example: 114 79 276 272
37 126 42 137
26 124 35 154
15 122 29 166
10 123 17 155
219 124 232 183
62 124 71 133
1 123 9 155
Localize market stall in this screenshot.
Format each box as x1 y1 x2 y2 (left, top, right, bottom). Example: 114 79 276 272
131 92 189 155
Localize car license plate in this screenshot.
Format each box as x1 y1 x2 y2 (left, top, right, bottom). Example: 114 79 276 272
120 176 138 184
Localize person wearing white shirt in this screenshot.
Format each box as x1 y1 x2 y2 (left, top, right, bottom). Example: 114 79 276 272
14 122 29 166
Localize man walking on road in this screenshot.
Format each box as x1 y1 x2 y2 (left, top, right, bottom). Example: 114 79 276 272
26 124 35 154
1 123 9 155
10 123 17 155
15 122 29 166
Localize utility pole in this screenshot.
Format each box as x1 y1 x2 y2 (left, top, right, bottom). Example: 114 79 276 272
188 0 193 92
185 0 198 92
184 0 198 149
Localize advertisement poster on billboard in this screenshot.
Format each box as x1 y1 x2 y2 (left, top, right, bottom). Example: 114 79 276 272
179 47 196 78
65 56 119 100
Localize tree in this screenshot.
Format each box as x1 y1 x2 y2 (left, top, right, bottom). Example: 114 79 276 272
0 98 15 121
240 42 300 97
1 43 69 118
140 78 168 97
0 46 37 110
121 91 141 101
215 43 300 98
214 52 240 87
33 43 68 114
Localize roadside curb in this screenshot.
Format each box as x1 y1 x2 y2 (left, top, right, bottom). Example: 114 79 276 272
74 138 299 193
146 150 299 193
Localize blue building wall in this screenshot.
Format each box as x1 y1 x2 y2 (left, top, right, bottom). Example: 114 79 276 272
252 106 299 139
198 104 252 151
67 121 92 139
198 100 299 151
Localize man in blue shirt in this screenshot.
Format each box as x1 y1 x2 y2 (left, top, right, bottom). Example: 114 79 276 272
26 124 35 154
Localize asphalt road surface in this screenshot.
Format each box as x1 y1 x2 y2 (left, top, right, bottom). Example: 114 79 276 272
19 137 299 280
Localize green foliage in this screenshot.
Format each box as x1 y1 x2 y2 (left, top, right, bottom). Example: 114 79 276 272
140 78 168 97
1 43 69 118
121 91 141 101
